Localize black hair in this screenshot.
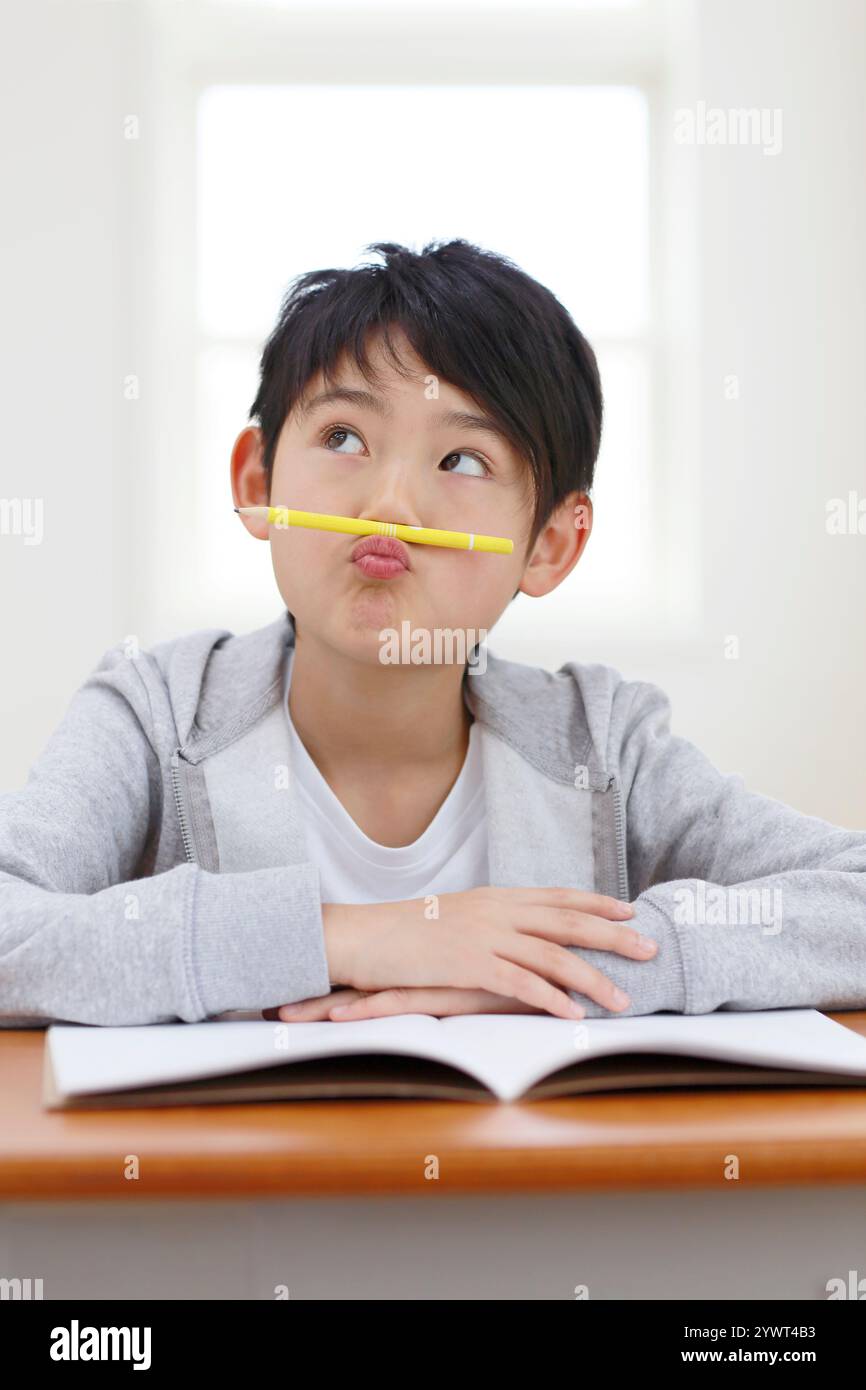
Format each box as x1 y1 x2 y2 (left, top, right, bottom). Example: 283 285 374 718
248 238 603 563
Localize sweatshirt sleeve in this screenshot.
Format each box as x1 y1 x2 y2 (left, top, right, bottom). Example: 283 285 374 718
0 647 332 1027
568 677 866 1018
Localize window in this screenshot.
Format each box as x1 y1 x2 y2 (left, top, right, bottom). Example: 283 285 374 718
139 0 699 660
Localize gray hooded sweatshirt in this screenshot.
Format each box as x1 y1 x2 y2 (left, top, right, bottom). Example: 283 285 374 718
1 609 865 1027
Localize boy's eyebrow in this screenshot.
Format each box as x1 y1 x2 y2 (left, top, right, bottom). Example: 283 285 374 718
298 386 510 443
298 387 391 419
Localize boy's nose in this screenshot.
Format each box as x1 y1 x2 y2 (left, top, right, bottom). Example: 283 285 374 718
356 484 424 531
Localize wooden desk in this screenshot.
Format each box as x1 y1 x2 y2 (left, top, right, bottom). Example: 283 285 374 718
2 1013 866 1200
2 1013 866 1299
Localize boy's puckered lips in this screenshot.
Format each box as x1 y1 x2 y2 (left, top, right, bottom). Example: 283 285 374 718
350 535 412 574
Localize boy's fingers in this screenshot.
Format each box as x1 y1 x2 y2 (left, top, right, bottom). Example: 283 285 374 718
277 990 361 1021
330 987 475 1019
330 987 546 1020
330 988 414 1020
487 887 634 919
517 910 657 960
573 893 634 919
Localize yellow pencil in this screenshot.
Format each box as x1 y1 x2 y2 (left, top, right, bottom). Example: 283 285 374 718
233 506 513 555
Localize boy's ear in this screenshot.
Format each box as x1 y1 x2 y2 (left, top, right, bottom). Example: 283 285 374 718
231 426 270 540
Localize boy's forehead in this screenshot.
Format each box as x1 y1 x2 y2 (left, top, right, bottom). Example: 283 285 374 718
297 355 474 418
303 324 441 401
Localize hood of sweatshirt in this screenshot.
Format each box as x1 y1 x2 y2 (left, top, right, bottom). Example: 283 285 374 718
158 609 628 900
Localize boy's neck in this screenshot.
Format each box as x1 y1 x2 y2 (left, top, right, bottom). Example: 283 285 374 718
287 628 472 778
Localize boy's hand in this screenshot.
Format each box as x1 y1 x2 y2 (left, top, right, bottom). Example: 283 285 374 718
270 887 658 1022
264 987 546 1023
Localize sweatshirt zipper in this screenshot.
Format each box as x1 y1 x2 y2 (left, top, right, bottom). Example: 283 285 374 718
609 774 629 902
170 751 196 865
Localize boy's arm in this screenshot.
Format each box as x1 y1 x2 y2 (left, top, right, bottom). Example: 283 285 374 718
0 649 332 1027
568 678 866 1017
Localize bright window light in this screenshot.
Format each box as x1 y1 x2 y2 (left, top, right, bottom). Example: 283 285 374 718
195 82 651 633
197 84 648 340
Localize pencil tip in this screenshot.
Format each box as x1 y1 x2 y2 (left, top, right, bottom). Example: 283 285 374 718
233 507 240 513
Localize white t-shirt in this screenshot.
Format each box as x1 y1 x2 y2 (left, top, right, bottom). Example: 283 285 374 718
282 650 489 904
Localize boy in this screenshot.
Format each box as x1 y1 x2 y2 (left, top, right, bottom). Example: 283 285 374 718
2 238 865 1028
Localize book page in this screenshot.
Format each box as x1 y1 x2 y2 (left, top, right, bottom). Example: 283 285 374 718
46 1008 866 1104
46 1014 474 1100
439 1008 866 1102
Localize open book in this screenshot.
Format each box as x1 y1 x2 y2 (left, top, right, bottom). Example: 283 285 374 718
42 1007 866 1108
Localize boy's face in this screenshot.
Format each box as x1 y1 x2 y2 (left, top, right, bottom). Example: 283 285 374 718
233 326 589 665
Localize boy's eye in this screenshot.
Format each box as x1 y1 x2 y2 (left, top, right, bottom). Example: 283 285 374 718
440 451 490 478
321 425 365 453
318 426 489 478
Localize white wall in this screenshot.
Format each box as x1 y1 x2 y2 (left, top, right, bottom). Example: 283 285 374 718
636 0 866 826
1 0 864 829
0 0 143 780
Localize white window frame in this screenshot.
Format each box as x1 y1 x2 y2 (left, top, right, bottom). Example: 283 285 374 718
129 0 701 661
